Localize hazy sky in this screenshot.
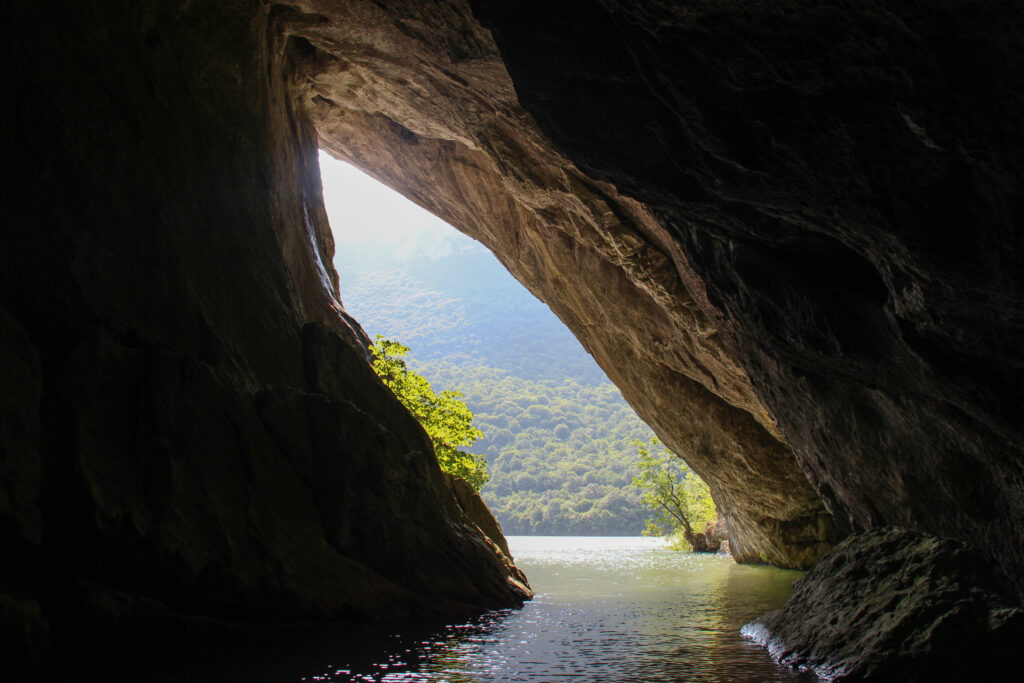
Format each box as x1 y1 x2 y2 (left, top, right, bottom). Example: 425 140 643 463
318 150 476 261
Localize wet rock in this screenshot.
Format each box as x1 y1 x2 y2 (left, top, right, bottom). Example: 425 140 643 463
742 527 1024 681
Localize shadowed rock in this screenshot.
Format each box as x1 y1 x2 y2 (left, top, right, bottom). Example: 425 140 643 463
742 527 1024 681
469 0 1024 597
0 0 527 672
2 0 1023 677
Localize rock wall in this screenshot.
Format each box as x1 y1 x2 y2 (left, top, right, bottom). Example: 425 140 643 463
284 0 1024 594
288 0 839 568
270 0 1022 589
471 0 1024 597
3 0 1022 672
741 527 1024 681
0 0 527 666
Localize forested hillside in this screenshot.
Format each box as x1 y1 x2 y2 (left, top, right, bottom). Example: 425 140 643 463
337 240 607 385
327 155 656 534
420 362 651 534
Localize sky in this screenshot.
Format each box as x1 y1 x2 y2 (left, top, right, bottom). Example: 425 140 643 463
318 150 479 261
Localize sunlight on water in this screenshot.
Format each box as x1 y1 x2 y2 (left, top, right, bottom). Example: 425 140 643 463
86 537 819 682
299 537 820 682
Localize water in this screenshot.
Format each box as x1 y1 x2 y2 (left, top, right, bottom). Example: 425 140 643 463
86 536 818 682
300 536 818 682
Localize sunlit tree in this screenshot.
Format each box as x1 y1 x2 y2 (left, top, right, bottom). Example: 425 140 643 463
370 336 489 491
631 438 716 550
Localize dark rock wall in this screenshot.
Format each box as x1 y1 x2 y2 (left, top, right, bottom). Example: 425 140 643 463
0 0 526 659
3 0 1021 670
742 528 1024 681
473 0 1024 594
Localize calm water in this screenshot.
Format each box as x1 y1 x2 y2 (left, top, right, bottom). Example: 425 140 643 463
88 537 817 682
299 536 818 682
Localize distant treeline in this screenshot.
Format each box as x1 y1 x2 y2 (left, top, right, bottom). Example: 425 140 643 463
337 233 655 535
420 361 652 535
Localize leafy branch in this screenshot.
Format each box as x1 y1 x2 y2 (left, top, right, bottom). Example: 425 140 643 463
370 336 489 491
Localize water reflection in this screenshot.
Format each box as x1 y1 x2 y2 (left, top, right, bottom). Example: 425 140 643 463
297 618 503 682
84 537 818 682
307 537 819 682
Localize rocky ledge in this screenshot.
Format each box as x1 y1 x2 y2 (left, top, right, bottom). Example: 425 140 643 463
742 527 1024 681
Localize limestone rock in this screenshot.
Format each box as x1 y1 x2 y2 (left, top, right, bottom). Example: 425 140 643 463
290 0 839 568
446 474 532 600
1 0 527 667
702 519 728 553
4 0 1024 673
471 0 1024 595
742 527 1024 681
446 474 510 558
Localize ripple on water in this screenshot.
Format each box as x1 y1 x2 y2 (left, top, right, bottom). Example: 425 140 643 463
81 537 820 682
296 537 821 683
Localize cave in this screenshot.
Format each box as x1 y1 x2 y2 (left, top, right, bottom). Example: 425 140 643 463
2 0 1022 679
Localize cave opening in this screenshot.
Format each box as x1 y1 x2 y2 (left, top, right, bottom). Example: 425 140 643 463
311 150 807 683
317 149 676 539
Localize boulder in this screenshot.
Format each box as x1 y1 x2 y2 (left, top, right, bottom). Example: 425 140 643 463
742 527 1024 680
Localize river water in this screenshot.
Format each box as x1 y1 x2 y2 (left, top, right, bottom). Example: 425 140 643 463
299 536 819 682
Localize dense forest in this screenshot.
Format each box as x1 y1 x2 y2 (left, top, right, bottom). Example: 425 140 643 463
419 361 652 534
327 158 660 534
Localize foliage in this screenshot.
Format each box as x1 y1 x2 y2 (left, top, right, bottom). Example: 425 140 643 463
338 229 673 533
339 242 609 384
419 361 655 534
631 438 716 549
370 336 489 491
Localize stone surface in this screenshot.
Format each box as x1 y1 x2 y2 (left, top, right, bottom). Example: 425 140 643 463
446 474 510 558
290 0 838 568
471 0 1024 597
4 0 1024 676
702 519 728 553
742 527 1024 681
446 473 532 599
0 0 525 669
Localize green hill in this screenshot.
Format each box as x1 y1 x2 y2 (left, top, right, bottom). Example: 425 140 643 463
330 169 654 535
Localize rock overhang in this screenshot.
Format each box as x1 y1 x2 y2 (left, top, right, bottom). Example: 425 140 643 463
3 0 1022 675
287 0 841 568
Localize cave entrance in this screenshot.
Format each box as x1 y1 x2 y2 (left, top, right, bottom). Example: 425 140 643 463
317 150 683 539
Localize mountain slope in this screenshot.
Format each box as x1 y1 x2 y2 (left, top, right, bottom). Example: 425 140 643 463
327 156 655 534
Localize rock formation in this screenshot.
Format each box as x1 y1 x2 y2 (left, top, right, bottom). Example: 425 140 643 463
291 0 839 568
2 0 1022 677
1 0 528 672
742 527 1024 681
469 0 1024 599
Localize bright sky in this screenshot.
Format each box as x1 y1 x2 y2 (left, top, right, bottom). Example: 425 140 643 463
319 150 455 248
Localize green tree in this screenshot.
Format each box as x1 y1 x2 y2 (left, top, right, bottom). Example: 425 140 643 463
370 336 489 491
631 438 716 550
